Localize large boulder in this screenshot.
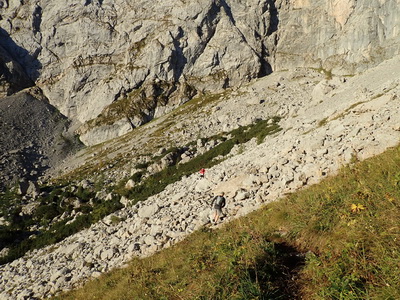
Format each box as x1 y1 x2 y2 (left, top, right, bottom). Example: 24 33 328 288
137 203 160 219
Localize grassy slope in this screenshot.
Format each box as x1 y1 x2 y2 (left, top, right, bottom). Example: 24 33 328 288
55 144 400 299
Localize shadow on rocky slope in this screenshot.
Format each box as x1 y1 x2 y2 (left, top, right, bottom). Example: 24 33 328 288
0 28 41 83
0 88 82 191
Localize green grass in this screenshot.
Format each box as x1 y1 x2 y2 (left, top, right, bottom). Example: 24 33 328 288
55 144 400 300
118 118 281 203
0 185 123 265
311 67 333 80
318 117 328 127
55 222 301 300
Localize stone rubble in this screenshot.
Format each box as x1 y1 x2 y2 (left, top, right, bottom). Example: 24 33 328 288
0 90 82 191
0 55 400 299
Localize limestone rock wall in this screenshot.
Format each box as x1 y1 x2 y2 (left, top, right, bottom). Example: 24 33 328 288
0 0 399 145
273 0 400 73
0 43 33 97
0 0 274 136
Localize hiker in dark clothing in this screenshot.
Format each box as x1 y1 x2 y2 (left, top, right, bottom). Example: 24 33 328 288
211 192 226 224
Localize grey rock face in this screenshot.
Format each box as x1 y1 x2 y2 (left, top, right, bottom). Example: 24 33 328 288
2 0 397 145
273 0 400 74
0 0 275 145
0 43 33 97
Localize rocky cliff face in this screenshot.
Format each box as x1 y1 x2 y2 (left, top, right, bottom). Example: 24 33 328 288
273 0 400 73
0 43 33 97
0 0 276 145
1 0 398 146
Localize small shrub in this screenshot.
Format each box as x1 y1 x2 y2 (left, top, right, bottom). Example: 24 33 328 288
75 186 93 202
34 204 58 223
130 171 144 183
110 215 122 225
135 162 150 169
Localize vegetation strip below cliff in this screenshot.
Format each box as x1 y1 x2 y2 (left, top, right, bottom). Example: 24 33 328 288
56 144 400 299
116 117 281 203
0 118 280 265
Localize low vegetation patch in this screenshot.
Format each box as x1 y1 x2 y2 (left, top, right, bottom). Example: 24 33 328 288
312 67 333 80
60 90 231 182
56 220 303 300
57 144 400 299
0 184 123 265
118 117 281 203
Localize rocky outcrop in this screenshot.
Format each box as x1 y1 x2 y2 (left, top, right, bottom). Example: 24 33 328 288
1 0 398 145
0 0 275 145
0 53 399 300
0 43 33 97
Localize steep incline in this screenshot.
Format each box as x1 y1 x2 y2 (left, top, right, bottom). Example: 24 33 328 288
1 55 399 300
0 88 82 190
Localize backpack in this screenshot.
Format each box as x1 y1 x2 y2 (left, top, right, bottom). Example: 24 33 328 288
213 195 225 208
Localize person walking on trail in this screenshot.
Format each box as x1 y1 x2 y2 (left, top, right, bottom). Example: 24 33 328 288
211 192 226 224
199 168 205 178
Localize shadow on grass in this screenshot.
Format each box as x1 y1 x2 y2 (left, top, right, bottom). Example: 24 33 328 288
248 242 305 299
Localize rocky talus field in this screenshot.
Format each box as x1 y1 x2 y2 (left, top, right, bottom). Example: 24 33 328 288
1 55 399 299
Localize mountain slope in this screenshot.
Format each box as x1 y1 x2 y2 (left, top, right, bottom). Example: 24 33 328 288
0 88 82 190
58 144 400 299
0 54 399 299
0 1 400 298
0 0 399 146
